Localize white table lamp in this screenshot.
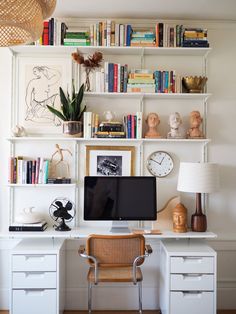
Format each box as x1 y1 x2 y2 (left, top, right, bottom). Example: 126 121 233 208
177 162 219 232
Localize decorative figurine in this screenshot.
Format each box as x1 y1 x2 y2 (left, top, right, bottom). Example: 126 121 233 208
11 125 27 137
50 144 72 178
187 110 204 138
167 112 185 139
172 203 188 233
145 112 161 138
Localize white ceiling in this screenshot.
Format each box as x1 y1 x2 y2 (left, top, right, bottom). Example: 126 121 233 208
54 0 236 21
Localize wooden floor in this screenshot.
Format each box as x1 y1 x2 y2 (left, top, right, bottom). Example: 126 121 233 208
0 310 236 314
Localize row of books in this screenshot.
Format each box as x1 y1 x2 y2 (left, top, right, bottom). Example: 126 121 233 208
89 21 133 47
123 112 143 139
9 157 50 184
33 18 209 48
154 70 182 93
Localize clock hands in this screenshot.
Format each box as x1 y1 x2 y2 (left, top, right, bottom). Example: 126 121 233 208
150 156 165 165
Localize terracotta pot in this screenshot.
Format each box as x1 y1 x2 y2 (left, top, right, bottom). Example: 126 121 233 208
63 121 82 137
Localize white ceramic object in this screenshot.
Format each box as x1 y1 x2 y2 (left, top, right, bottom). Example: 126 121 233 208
15 207 43 224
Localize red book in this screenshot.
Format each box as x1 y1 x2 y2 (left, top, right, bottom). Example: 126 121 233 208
113 63 118 92
131 115 135 138
43 21 49 45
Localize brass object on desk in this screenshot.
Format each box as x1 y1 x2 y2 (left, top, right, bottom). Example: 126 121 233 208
182 76 208 93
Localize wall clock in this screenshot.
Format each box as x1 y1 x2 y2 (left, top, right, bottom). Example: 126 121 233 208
146 151 174 177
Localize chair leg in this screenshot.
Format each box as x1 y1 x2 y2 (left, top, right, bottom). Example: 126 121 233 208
88 282 92 314
138 281 142 314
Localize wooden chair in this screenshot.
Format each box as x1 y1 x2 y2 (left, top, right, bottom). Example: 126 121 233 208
79 234 153 314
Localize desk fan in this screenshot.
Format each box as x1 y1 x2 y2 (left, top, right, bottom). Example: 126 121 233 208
49 197 75 231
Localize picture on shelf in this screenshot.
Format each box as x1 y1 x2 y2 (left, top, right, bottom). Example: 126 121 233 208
86 145 135 176
16 56 72 134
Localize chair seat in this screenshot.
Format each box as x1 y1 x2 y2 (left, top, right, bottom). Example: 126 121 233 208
88 266 143 283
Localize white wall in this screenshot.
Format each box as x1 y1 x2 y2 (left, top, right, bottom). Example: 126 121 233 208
0 20 236 310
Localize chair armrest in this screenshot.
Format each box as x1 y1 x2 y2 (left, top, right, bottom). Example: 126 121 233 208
145 244 153 255
78 245 99 284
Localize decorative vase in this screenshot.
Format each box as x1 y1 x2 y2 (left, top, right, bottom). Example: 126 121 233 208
85 68 92 92
63 121 83 137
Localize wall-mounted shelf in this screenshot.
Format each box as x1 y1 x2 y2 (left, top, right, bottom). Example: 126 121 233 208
84 92 211 100
6 137 211 143
7 184 77 187
9 45 212 58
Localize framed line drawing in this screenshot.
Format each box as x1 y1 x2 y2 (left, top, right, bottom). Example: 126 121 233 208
86 146 135 176
15 55 73 134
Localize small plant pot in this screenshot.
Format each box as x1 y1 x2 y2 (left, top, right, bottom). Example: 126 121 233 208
63 121 83 137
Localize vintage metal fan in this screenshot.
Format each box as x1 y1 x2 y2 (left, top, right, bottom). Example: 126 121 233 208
49 197 75 231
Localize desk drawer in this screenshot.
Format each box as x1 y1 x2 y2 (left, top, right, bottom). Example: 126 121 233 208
12 289 56 314
170 291 214 314
12 254 56 271
170 274 214 291
12 272 56 289
170 256 214 273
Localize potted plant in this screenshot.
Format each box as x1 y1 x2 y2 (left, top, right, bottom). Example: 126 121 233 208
47 83 86 137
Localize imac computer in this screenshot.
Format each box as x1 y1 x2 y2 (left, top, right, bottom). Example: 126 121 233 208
84 176 157 233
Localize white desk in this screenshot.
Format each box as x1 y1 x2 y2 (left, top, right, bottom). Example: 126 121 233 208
6 229 217 314
1 226 217 239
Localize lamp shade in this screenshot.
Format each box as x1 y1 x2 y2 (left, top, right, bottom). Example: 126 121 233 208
177 162 219 193
0 0 56 47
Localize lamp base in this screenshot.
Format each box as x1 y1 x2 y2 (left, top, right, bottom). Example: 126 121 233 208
191 213 207 232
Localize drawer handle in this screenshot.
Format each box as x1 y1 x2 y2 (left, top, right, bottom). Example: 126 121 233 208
25 272 46 278
182 257 203 263
25 255 45 261
183 274 203 281
24 289 45 296
182 291 202 298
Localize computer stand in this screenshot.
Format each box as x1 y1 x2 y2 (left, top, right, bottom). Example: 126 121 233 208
109 221 131 233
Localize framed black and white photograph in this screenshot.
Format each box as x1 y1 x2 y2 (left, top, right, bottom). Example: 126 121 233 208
15 55 72 134
86 146 135 176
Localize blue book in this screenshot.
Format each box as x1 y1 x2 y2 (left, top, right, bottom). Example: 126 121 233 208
108 63 114 93
126 25 133 46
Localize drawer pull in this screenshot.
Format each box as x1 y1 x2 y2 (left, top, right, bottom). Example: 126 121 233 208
25 255 45 261
24 289 45 296
25 272 45 278
183 274 203 281
182 257 203 263
182 291 202 298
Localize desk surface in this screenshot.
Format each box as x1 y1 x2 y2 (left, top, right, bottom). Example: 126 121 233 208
1 226 217 239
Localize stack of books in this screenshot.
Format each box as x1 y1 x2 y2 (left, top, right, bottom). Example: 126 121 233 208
131 30 156 47
95 121 125 138
9 220 48 232
63 30 90 46
182 28 209 47
127 69 155 93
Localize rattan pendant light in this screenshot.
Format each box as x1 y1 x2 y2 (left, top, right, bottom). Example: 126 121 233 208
0 0 56 47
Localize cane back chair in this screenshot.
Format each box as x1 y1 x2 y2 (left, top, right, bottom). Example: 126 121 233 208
79 233 153 314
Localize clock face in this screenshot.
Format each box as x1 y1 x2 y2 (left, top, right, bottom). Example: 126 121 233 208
146 151 174 177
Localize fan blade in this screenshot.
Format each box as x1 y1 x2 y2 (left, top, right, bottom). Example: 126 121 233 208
65 201 73 211
55 201 63 207
53 209 62 217
63 212 73 220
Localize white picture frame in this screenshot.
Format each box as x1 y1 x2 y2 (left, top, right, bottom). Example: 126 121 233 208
14 55 73 135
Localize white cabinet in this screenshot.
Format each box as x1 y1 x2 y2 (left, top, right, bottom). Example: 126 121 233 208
10 238 65 314
160 239 216 314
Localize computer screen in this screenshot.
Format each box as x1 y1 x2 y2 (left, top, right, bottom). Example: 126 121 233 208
84 176 157 221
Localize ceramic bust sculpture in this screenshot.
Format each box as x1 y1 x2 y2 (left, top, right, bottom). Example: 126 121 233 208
187 110 204 138
173 203 188 233
145 112 161 138
167 112 185 139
